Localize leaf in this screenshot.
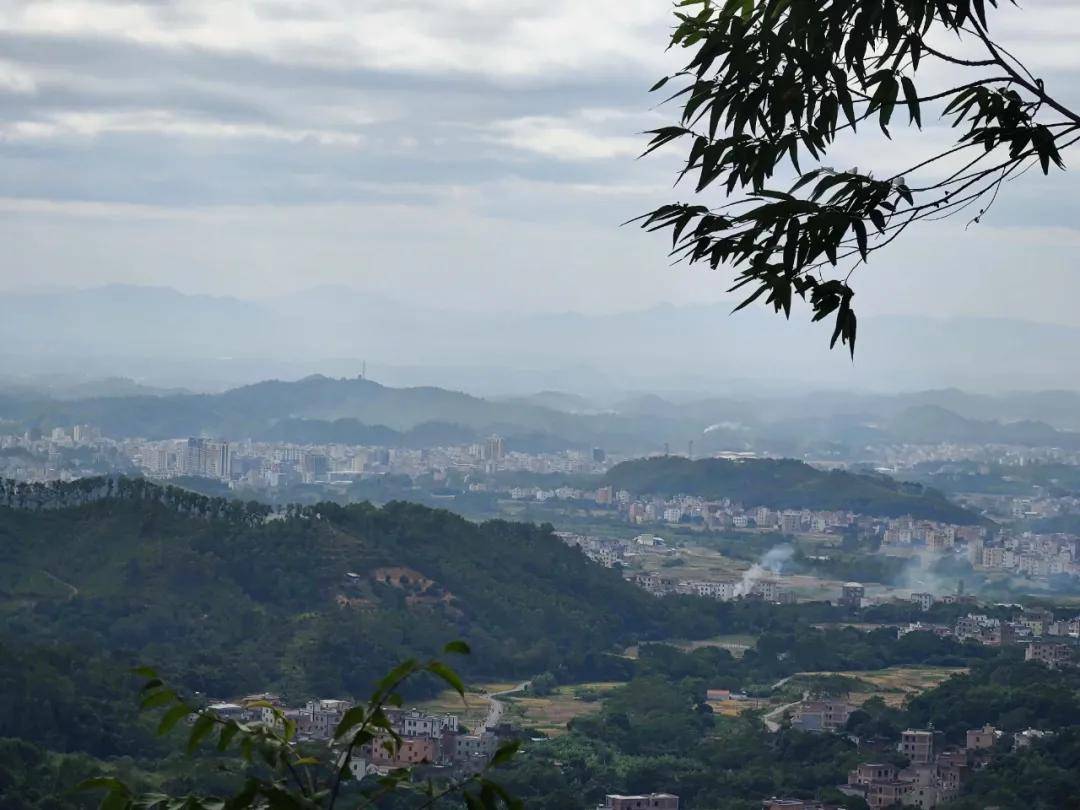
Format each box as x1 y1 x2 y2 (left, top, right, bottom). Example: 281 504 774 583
443 640 471 656
373 659 420 700
187 714 216 754
851 218 868 261
490 740 522 767
76 777 129 794
225 779 260 810
139 689 177 711
218 723 240 752
156 704 190 736
428 660 466 699
900 77 921 127
649 76 670 92
333 706 367 740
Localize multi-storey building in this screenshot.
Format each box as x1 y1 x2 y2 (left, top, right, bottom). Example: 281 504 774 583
791 700 854 733
900 730 934 765
603 794 679 810
1025 641 1074 668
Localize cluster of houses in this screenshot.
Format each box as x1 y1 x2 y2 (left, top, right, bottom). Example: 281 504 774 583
897 605 1080 665
969 533 1080 579
839 725 1031 809
880 519 985 552
553 530 672 568
758 722 1055 810
629 572 796 604
203 699 518 777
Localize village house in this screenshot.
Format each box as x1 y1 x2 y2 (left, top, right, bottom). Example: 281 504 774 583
602 794 679 810
965 724 999 750
900 729 935 765
385 708 459 736
1024 640 1074 668
791 699 854 733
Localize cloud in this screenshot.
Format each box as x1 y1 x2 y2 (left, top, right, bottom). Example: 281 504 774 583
0 0 675 79
490 111 646 161
0 108 368 145
1 0 1078 332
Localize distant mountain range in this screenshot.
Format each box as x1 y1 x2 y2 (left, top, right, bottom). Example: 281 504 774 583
4 372 1080 455
5 284 1080 394
0 375 681 451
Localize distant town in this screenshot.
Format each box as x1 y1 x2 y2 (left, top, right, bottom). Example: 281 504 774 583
5 425 1080 599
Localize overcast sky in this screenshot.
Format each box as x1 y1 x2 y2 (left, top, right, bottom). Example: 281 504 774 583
2 0 1079 321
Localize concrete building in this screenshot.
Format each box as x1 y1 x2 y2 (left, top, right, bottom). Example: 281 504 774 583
840 582 865 609
910 592 935 612
385 708 460 736
965 725 999 750
864 780 913 809
1025 641 1074 668
366 735 440 767
603 795 679 810
900 730 934 765
299 698 351 739
792 700 854 733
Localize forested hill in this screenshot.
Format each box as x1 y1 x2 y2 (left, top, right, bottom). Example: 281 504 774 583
604 456 980 524
0 375 664 450
0 477 708 704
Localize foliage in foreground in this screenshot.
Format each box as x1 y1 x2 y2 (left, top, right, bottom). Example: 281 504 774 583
79 642 521 810
639 0 1079 351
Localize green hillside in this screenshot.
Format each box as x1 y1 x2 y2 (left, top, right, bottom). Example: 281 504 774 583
0 477 705 704
604 456 980 523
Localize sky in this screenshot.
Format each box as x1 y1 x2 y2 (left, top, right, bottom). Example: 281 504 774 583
2 0 1080 322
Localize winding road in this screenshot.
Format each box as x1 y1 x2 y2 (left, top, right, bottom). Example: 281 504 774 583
480 681 530 730
42 570 79 600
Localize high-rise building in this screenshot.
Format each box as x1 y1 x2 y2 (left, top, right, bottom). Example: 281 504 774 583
182 438 206 475
182 438 231 479
302 453 329 478
482 435 505 462
208 441 232 479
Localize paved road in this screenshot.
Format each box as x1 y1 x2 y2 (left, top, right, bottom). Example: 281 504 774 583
481 681 530 730
42 570 79 600
763 689 808 732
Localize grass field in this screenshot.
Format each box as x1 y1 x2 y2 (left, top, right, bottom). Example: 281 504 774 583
624 633 759 660
634 544 747 580
789 666 966 707
502 682 624 737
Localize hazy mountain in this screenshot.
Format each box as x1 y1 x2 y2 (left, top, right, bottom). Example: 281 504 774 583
888 405 1080 447
7 285 1080 396
0 375 691 450
490 390 599 414
7 370 1080 454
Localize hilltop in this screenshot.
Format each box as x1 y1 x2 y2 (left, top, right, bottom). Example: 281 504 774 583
0 375 675 451
0 477 717 703
604 456 980 523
